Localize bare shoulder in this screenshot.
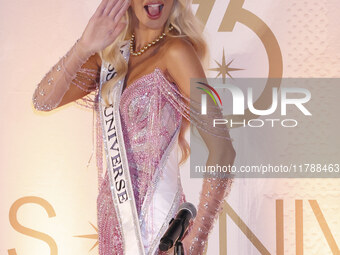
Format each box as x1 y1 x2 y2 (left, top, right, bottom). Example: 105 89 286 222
162 36 205 96
164 36 193 50
164 36 199 65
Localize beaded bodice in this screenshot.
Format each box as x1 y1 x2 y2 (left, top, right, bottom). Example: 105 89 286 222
119 67 182 214
96 66 185 255
32 38 234 255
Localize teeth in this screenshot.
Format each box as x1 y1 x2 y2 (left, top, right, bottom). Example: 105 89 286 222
144 3 164 16
147 4 161 7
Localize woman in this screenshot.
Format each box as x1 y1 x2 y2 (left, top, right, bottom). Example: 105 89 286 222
32 0 236 254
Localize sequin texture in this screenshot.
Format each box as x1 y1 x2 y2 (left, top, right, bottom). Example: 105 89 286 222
96 68 185 255
32 38 234 255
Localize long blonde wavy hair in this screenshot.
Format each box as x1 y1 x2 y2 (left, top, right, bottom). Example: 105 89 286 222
99 0 209 166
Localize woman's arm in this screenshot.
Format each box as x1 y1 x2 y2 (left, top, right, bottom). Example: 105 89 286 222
32 39 100 111
32 0 130 111
165 38 236 254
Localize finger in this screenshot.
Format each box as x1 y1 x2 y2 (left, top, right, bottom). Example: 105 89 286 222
93 0 109 17
110 0 129 22
110 21 127 39
108 0 126 18
103 0 120 16
108 0 125 17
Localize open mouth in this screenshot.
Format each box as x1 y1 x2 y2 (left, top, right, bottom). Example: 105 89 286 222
144 3 164 18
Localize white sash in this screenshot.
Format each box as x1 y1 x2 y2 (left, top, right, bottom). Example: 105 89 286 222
98 42 145 255
98 41 183 255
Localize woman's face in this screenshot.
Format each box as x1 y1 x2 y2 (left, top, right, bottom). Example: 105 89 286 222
130 0 175 30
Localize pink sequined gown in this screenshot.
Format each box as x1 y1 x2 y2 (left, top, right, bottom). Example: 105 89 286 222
96 66 186 255
32 38 234 255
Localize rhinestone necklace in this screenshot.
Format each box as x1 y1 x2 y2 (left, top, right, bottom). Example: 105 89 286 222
129 24 174 56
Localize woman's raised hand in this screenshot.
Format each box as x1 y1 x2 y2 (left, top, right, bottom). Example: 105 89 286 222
79 0 131 54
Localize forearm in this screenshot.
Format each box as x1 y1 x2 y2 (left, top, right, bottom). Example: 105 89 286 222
186 150 236 254
32 38 96 111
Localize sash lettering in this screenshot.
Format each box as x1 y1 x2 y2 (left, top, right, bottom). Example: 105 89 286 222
104 105 128 204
